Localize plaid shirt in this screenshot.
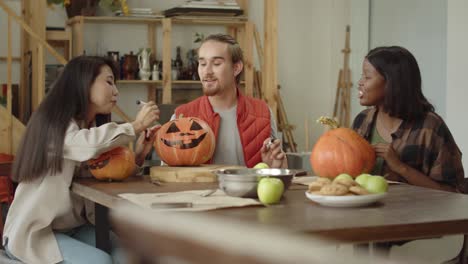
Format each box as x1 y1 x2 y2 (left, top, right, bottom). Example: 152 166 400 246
352 107 466 193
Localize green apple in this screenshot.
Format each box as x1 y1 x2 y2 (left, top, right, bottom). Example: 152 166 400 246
365 176 388 193
334 173 353 182
257 177 284 205
355 173 372 187
253 162 270 169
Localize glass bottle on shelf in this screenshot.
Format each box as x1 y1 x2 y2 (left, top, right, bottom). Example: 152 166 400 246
171 60 178 80
175 46 183 80
187 48 198 80
158 61 163 80
152 63 159 81
119 56 125 79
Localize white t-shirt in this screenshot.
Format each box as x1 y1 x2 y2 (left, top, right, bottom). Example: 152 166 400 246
170 106 278 166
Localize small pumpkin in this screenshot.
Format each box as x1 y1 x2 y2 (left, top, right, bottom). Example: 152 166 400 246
310 117 375 178
87 146 135 181
154 116 216 166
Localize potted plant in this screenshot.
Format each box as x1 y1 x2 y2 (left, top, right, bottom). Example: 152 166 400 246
47 0 129 18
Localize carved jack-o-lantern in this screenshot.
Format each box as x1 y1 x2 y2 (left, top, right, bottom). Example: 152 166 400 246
154 117 216 166
87 146 136 181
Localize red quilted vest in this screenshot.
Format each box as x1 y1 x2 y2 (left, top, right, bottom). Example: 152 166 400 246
175 90 271 167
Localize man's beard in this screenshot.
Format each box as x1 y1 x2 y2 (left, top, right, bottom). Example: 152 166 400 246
202 84 220 96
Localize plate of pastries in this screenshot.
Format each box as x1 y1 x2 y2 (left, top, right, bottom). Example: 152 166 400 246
305 176 387 207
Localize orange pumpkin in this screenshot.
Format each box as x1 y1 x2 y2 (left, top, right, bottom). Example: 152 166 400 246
87 146 135 181
154 117 216 166
310 117 375 178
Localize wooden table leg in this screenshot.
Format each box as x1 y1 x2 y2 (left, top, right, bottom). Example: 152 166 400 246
95 203 111 254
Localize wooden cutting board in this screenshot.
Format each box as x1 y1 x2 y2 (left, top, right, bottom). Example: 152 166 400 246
150 164 245 183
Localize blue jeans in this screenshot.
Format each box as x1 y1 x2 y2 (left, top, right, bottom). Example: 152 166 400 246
5 225 123 263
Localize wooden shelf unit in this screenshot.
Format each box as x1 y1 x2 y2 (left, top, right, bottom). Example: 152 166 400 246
67 15 248 25
67 15 254 107
172 16 248 25
67 16 162 25
116 80 246 85
46 29 72 60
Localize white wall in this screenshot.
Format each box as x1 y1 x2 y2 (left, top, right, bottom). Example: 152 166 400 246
249 0 369 152
0 0 21 85
248 0 350 153
369 0 447 117
349 0 369 120
447 0 468 174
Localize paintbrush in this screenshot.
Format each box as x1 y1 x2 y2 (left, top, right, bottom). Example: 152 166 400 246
136 99 147 105
136 99 152 141
265 135 276 151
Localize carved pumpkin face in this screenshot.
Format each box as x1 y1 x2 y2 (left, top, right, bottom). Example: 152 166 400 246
87 146 135 181
154 117 216 166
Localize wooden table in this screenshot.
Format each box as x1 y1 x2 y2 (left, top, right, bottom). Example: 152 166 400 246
72 176 468 254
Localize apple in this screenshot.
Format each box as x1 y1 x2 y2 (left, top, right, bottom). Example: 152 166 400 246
334 173 353 182
355 173 372 187
257 177 284 205
254 162 270 169
365 176 388 194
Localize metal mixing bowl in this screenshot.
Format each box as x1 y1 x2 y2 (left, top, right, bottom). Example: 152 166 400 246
215 168 297 198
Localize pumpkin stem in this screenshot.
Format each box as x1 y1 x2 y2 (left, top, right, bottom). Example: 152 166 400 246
317 116 340 129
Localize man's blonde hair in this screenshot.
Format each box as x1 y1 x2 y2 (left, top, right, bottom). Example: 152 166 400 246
200 34 244 84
